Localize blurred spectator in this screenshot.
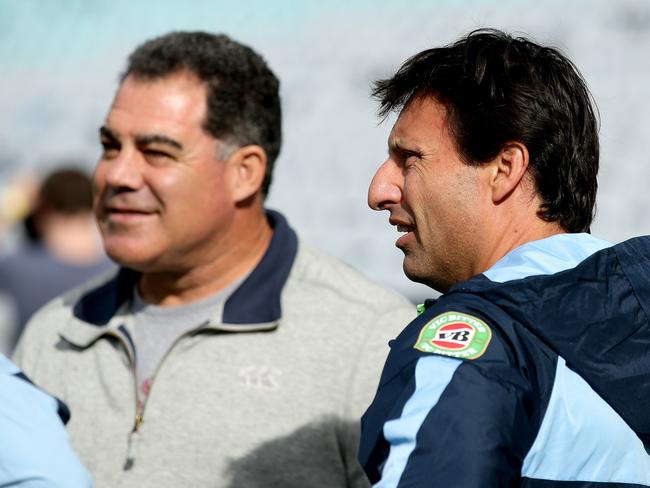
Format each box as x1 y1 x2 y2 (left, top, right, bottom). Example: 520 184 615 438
0 168 113 354
0 172 38 258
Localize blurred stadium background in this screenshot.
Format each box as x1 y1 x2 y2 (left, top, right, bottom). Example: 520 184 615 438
1 0 649 302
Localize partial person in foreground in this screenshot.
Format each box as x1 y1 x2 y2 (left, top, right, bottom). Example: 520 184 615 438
359 29 650 487
14 31 414 488
0 354 91 487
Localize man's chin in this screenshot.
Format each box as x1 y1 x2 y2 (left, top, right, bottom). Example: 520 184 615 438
105 246 158 273
402 257 427 285
402 259 449 293
403 267 428 286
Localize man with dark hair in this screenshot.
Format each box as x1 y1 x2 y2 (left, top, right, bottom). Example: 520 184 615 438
121 31 281 196
359 29 650 486
14 31 413 487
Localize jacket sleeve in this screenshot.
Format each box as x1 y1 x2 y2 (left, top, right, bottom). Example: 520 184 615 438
0 355 92 488
360 299 541 488
370 354 533 487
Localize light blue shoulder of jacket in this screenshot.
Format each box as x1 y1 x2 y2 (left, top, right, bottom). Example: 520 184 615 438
483 232 612 283
485 233 650 485
0 354 92 488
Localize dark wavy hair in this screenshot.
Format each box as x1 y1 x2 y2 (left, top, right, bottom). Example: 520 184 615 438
123 31 281 197
373 29 599 232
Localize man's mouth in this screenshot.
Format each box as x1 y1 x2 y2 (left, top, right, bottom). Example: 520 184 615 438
396 225 413 233
102 205 157 224
390 219 415 249
108 207 152 215
390 218 415 233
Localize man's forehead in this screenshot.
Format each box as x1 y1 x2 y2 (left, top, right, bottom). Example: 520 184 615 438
105 72 210 139
388 120 418 152
388 97 451 146
120 70 205 91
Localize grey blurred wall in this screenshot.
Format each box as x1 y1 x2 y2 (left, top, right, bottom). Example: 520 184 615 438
1 0 649 302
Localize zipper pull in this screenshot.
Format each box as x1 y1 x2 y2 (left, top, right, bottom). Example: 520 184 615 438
134 413 144 432
123 414 144 471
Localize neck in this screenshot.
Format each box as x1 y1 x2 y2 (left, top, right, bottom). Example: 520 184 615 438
473 197 566 277
480 220 565 274
138 205 273 307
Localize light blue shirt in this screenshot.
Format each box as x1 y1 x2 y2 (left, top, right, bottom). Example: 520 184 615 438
0 354 92 487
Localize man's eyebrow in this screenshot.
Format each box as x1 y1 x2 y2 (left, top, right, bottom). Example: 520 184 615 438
389 139 420 155
99 126 118 142
135 134 183 151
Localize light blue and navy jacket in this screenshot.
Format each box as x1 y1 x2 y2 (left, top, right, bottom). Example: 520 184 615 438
0 355 92 487
359 233 650 487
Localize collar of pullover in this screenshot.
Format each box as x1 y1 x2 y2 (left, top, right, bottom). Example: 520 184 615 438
66 210 298 341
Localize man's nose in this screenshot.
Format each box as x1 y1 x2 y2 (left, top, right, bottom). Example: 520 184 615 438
103 150 144 190
368 158 402 211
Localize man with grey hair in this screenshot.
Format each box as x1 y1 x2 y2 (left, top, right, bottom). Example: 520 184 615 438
14 31 413 487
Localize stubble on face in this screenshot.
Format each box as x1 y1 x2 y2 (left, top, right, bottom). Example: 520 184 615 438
388 97 488 293
94 72 236 274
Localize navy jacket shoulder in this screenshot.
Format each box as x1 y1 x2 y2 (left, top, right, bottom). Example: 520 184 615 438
360 235 650 487
360 288 557 484
453 235 650 445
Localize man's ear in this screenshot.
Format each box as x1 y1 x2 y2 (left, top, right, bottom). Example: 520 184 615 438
490 142 529 203
227 145 267 203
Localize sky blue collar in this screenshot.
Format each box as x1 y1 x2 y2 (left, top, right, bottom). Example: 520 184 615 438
483 233 613 283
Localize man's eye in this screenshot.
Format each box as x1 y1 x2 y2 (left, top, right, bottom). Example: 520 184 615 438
402 151 420 166
100 141 120 156
145 149 171 159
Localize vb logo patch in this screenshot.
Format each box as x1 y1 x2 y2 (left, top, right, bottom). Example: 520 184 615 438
414 311 492 359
